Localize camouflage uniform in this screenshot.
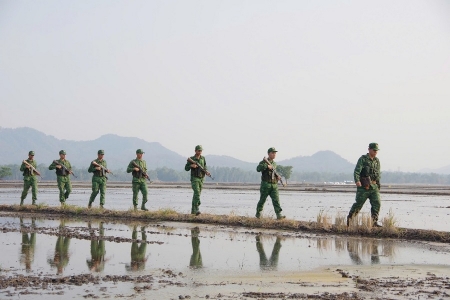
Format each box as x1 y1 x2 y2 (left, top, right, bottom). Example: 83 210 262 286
185 152 207 215
20 152 38 205
88 151 108 207
126 150 148 210
49 151 72 204
347 144 381 223
255 149 283 219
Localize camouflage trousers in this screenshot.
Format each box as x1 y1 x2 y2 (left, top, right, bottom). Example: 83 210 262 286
256 181 282 215
132 179 148 207
347 186 381 221
190 177 204 214
21 176 38 203
89 176 107 205
57 176 72 203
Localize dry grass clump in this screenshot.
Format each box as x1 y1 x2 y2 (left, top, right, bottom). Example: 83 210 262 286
316 209 332 229
334 212 347 232
380 208 398 235
346 213 373 233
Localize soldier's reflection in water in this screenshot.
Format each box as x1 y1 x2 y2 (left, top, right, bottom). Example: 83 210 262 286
189 227 202 269
256 235 282 271
48 219 71 275
86 222 107 272
347 240 363 265
20 217 36 272
125 225 148 272
347 240 380 265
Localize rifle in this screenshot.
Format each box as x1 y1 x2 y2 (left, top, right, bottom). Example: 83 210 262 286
92 161 114 176
132 161 152 182
53 160 77 178
187 157 214 180
263 157 286 187
22 160 42 179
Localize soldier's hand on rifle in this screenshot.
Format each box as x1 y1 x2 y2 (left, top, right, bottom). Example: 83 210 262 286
191 164 198 168
356 181 361 187
56 165 62 169
95 167 101 171
206 171 211 176
26 165 31 169
133 167 140 172
267 164 273 170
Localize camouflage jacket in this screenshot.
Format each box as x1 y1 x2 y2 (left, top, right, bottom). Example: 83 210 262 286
88 159 108 177
354 154 381 183
20 159 37 177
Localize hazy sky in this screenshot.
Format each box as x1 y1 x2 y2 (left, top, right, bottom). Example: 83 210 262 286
1 1 449 171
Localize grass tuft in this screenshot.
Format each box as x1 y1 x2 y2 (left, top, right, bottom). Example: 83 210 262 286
380 208 398 235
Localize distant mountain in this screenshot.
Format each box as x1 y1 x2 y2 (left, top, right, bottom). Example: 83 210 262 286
0 127 186 170
0 127 355 173
278 150 354 173
418 165 450 175
207 155 256 171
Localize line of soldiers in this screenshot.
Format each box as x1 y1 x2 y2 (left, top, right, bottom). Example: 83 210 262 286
19 143 382 225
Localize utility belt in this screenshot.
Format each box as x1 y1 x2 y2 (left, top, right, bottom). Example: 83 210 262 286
360 176 377 190
261 179 277 184
57 174 69 177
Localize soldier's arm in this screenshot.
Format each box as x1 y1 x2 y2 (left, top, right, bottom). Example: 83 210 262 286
49 161 57 170
256 161 267 172
185 159 192 171
20 162 27 171
67 161 72 171
353 157 364 183
88 162 96 173
376 159 381 189
126 161 134 173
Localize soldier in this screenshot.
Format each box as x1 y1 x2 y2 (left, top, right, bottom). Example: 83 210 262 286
255 147 285 220
88 150 110 209
49 150 73 205
20 151 38 205
126 149 149 211
347 143 382 227
184 145 210 215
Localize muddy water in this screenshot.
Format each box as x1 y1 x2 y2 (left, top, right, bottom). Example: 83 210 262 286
1 187 449 231
0 216 449 299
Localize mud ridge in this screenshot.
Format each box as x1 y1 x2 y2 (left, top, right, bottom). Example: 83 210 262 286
0 205 449 243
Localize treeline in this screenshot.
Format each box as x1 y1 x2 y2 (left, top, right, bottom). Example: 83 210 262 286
1 164 450 184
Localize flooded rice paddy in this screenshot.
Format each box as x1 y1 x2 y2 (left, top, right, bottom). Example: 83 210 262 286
1 186 449 299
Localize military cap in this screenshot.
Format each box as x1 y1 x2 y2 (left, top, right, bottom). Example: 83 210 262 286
195 145 203 151
59 150 66 155
28 151 35 156
368 143 379 151
267 147 278 153
98 150 105 155
136 149 145 154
